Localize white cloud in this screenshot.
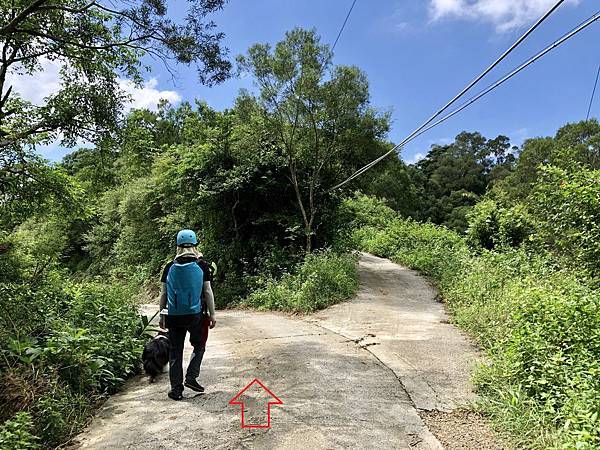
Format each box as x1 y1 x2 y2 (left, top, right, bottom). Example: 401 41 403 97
119 78 182 111
403 151 426 165
428 136 453 145
383 5 420 35
429 0 579 32
5 60 182 160
509 127 529 147
6 59 181 111
6 59 62 105
430 0 465 19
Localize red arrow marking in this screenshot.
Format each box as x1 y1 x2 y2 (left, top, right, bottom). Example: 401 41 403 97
229 378 283 428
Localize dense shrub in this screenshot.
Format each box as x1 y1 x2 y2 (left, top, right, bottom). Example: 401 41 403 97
244 251 359 312
473 273 600 449
346 194 468 289
473 166 600 285
465 200 533 251
347 195 600 449
0 277 146 448
529 166 600 282
0 412 40 450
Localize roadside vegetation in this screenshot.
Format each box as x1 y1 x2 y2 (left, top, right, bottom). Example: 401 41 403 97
0 278 146 448
0 25 393 447
1 1 598 446
346 120 600 449
244 251 359 312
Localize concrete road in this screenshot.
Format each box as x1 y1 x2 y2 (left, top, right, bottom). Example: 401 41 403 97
72 254 481 450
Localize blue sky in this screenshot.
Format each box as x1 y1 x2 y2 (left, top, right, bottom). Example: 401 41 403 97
26 0 600 163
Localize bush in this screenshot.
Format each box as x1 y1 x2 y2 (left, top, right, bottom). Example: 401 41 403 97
0 412 40 450
349 196 468 291
244 251 359 312
345 195 600 449
529 166 600 282
465 200 533 251
467 267 600 449
0 277 146 448
475 165 600 284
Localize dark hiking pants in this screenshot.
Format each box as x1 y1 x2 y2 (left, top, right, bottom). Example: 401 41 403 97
167 314 210 395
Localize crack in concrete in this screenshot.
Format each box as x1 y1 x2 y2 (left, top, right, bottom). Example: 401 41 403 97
303 321 418 408
312 325 445 410
218 332 325 346
391 353 445 410
304 319 444 448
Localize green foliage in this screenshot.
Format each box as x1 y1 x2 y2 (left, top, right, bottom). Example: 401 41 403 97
237 27 391 251
82 55 394 300
528 165 600 282
0 412 40 450
1 0 231 236
465 200 533 250
30 379 90 446
472 120 600 283
244 251 359 312
0 0 230 148
0 26 394 443
345 195 600 449
348 194 467 289
450 256 600 449
492 119 600 202
339 192 399 229
2 18 597 449
410 132 517 231
361 156 421 217
0 274 145 447
0 158 85 231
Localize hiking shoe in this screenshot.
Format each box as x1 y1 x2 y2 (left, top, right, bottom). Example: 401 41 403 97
168 390 183 401
184 379 205 393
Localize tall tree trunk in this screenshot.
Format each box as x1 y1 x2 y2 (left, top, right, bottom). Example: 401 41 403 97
289 159 312 254
305 227 312 253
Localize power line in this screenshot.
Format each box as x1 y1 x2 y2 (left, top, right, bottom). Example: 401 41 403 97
331 0 358 53
328 0 568 191
407 11 600 146
330 9 600 191
586 63 600 120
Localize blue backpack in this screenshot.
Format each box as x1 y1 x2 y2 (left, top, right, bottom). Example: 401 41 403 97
166 259 204 315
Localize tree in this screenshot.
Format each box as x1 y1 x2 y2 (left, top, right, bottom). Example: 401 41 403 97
0 0 231 228
412 131 515 230
362 152 420 218
492 119 600 202
237 28 389 252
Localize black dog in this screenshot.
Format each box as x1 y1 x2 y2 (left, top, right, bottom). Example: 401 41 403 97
142 331 170 382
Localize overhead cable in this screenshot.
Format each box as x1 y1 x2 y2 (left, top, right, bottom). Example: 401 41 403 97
409 11 600 146
332 0 358 52
330 9 600 190
328 0 568 191
586 63 600 120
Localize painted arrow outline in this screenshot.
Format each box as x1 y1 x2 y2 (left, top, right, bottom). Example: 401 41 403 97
228 378 283 428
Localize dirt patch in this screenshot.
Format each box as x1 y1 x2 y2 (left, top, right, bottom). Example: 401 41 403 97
421 410 505 450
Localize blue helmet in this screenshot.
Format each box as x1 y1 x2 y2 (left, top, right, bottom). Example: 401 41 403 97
176 229 198 247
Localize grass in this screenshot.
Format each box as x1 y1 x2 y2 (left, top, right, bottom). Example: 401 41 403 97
244 250 359 313
345 194 600 450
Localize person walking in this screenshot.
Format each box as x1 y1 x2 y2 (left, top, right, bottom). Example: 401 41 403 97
158 229 216 400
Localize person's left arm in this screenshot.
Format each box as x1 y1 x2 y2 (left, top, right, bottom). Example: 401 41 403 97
203 281 216 329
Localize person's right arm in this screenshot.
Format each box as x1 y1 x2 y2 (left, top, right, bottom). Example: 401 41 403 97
158 263 169 329
158 282 167 329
